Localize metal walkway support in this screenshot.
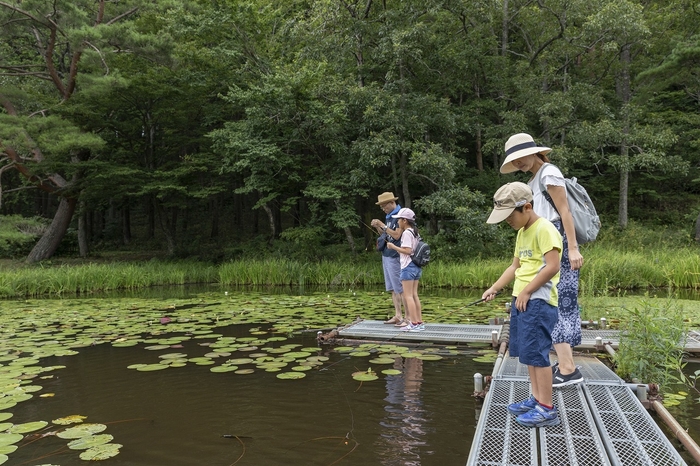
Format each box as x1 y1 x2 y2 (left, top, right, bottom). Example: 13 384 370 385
467 356 687 466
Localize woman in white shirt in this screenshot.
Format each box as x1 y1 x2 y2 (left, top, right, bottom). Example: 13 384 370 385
501 133 585 388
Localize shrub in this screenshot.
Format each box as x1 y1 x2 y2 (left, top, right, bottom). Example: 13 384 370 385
0 215 46 258
613 298 687 389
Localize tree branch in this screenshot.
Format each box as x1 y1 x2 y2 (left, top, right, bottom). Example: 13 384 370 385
0 1 46 25
106 7 139 26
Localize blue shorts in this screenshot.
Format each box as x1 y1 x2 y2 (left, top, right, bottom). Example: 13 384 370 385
382 256 403 293
400 262 422 281
509 298 558 367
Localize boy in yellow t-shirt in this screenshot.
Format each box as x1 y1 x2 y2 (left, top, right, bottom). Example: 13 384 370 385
482 182 563 428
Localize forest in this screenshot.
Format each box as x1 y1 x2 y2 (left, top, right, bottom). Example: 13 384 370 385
1 0 699 264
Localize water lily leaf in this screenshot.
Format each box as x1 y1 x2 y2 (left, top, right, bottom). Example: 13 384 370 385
368 358 395 365
67 434 114 450
136 364 169 372
158 353 187 359
127 364 148 370
0 454 6 464
40 393 55 398
234 369 254 375
8 421 48 433
111 341 139 347
0 445 16 454
417 355 443 361
402 352 422 358
57 423 107 439
291 366 312 371
349 352 371 357
226 358 254 365
210 366 238 373
79 443 122 460
52 415 86 425
352 373 378 382
144 345 170 351
276 372 306 380
0 433 23 447
382 369 402 375
0 414 11 423
0 401 16 411
0 424 10 433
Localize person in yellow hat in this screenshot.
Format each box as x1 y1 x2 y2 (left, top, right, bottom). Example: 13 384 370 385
371 192 406 326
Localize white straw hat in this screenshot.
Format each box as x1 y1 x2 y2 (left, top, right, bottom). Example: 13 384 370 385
500 133 552 174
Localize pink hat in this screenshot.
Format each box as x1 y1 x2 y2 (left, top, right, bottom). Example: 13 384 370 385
392 208 416 220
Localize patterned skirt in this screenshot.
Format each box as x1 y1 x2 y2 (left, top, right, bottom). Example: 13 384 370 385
551 220 582 347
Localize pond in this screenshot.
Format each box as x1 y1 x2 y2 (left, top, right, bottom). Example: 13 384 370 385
0 287 699 465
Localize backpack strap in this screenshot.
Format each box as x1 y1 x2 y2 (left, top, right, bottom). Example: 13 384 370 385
537 162 559 214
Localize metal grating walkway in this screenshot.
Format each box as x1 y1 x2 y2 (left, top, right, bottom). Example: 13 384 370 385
467 356 688 466
337 319 501 344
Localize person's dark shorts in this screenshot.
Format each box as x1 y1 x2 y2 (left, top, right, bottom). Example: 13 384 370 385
509 297 558 367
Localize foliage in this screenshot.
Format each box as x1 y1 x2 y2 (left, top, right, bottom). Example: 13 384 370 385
0 215 47 258
2 0 700 261
613 299 688 389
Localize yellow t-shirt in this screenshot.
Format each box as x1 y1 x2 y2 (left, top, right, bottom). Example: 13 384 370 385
512 217 562 307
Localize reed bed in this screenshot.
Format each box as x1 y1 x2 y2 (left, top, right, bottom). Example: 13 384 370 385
0 261 218 298
1 246 699 298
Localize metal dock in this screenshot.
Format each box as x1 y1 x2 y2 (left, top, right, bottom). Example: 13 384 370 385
467 355 688 466
337 319 502 344
337 320 700 353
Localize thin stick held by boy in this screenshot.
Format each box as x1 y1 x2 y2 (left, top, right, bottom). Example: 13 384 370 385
482 182 563 428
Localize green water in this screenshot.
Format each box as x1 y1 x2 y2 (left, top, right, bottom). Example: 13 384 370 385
2 288 699 465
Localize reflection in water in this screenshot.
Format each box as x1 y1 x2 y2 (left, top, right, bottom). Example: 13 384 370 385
377 357 429 465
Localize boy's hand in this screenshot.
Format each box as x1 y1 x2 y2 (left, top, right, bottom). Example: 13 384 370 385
515 291 531 312
482 289 499 301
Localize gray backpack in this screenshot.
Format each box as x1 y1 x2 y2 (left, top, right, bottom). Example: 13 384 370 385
538 163 601 244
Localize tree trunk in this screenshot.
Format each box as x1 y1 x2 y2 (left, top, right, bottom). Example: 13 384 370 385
26 197 77 263
155 201 176 256
261 203 276 243
695 211 700 241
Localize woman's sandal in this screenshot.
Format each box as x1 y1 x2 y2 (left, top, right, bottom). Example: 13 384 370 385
395 319 409 327
384 316 401 324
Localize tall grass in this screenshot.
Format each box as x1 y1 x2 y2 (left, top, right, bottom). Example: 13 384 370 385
1 240 699 298
0 261 218 298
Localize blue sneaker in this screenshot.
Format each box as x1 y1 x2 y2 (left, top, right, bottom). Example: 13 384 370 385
507 395 538 415
516 404 560 427
409 323 425 332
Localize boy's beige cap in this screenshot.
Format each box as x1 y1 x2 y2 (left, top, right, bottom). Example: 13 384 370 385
487 182 533 224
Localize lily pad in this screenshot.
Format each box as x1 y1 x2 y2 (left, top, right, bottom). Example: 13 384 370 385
417 354 443 361
0 445 16 454
67 434 114 450
276 372 306 380
0 415 11 423
0 433 23 447
57 423 107 439
79 443 122 460
352 373 379 382
382 369 402 376
53 415 87 425
8 420 48 434
210 366 238 373
368 358 396 365
136 364 169 372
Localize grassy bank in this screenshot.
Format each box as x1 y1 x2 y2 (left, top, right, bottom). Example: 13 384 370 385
1 242 700 298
